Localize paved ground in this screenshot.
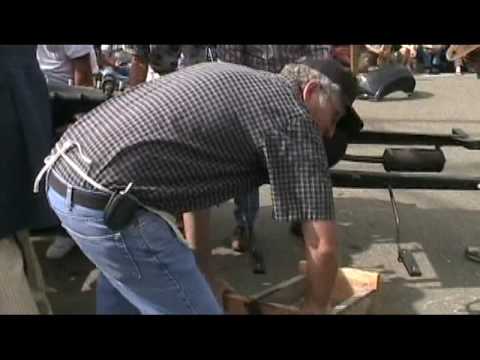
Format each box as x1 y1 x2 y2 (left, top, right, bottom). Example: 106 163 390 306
34 73 480 314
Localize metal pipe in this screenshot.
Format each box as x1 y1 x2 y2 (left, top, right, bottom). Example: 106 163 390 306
331 169 480 190
342 154 384 163
349 130 480 149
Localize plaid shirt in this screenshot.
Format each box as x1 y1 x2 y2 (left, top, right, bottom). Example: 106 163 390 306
216 45 332 72
53 62 334 222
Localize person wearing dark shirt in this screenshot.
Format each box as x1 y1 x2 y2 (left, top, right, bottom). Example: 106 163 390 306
0 45 54 314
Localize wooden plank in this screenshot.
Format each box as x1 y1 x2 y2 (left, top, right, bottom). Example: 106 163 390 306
223 265 382 315
332 268 381 304
331 289 376 314
223 292 300 315
250 274 305 301
298 261 381 304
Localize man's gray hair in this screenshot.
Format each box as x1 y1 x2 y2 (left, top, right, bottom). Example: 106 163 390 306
280 63 344 110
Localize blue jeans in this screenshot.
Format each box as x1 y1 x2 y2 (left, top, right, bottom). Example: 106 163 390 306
97 187 261 314
96 273 139 314
233 188 259 230
46 176 222 315
115 66 130 78
421 49 445 71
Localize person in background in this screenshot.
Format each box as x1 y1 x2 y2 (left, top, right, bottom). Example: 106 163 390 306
98 45 131 77
37 45 97 87
0 45 54 314
125 45 208 86
454 56 464 75
417 45 448 74
36 45 98 259
357 45 393 73
447 45 480 263
397 45 418 72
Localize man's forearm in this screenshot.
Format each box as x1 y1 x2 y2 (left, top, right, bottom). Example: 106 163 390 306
72 55 94 87
129 55 148 86
304 247 338 313
183 209 211 270
302 220 338 313
183 209 228 301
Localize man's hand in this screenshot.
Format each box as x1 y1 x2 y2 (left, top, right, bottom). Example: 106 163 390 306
301 219 338 314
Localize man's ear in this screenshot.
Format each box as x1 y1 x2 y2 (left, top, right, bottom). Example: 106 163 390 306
302 79 322 103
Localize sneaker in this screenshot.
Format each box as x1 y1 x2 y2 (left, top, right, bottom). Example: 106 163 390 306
46 236 76 259
230 225 250 253
465 246 480 263
456 66 463 75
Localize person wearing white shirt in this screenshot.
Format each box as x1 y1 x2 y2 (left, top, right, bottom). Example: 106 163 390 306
36 45 97 87
36 45 97 259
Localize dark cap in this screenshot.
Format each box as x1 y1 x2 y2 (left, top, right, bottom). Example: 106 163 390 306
296 57 364 136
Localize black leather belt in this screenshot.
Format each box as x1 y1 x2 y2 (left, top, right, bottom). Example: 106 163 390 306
48 173 110 210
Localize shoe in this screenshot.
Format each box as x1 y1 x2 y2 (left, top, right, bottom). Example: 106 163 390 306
456 66 463 75
465 246 480 263
230 225 250 253
46 236 76 259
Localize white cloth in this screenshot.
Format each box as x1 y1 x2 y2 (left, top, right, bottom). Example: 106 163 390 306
37 45 97 86
0 236 39 314
146 65 161 82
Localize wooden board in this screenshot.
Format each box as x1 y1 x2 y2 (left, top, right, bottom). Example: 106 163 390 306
223 265 382 315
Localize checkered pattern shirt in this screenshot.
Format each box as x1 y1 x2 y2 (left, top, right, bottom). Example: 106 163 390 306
53 62 334 222
216 45 332 72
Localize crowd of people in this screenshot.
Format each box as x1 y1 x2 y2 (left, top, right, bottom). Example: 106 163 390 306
0 44 479 315
347 45 471 75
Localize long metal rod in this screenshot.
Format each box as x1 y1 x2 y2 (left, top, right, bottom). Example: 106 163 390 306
350 130 480 149
331 170 480 190
387 186 401 253
342 154 384 163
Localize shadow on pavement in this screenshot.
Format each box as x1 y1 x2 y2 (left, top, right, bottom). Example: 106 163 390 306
358 91 434 103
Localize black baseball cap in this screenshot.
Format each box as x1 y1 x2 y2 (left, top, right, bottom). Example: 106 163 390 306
296 58 364 136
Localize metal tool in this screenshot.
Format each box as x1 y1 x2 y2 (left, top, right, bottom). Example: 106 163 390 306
387 186 422 277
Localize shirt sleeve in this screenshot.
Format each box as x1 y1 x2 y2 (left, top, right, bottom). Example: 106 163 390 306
263 118 335 222
63 45 93 59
